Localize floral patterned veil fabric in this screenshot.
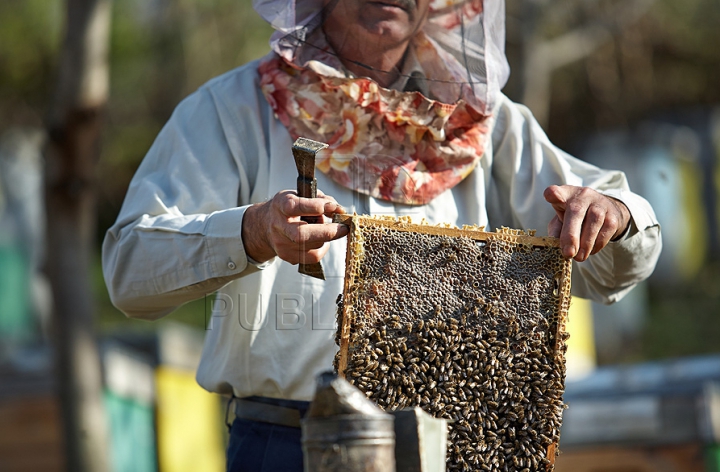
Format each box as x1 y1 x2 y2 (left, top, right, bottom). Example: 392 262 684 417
254 0 510 204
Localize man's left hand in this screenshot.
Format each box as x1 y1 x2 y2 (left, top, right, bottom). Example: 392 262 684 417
544 185 631 262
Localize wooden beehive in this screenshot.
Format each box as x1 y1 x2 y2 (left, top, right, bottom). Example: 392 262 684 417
333 214 572 472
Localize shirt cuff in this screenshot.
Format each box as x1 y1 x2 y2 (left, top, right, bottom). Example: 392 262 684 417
205 205 274 277
246 253 274 269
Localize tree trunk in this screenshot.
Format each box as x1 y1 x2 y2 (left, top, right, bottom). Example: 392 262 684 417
45 0 112 471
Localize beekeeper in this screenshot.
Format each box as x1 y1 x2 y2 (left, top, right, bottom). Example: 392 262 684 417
102 0 661 469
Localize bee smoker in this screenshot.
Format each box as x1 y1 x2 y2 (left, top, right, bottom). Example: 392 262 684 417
301 372 396 472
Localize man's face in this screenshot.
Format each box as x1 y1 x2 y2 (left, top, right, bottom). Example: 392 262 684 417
323 0 431 54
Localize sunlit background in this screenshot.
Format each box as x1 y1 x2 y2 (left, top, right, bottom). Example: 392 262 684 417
1 0 719 471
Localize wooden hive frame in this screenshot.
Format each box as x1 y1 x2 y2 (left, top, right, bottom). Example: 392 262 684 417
333 214 572 472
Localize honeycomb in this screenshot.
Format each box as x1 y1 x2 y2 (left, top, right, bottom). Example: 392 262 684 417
332 214 572 472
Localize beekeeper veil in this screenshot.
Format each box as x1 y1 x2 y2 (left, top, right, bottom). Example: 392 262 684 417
254 0 511 204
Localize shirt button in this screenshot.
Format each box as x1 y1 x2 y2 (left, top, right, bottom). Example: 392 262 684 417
227 261 237 270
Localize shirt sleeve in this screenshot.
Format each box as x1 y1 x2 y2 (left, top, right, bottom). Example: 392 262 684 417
488 94 662 304
102 85 269 320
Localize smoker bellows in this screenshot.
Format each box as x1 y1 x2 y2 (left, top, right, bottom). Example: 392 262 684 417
333 214 572 472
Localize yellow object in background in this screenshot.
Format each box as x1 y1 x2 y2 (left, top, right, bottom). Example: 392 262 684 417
156 366 225 472
678 159 708 280
565 297 596 381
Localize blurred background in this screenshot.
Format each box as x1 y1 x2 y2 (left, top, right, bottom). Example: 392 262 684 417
0 0 719 471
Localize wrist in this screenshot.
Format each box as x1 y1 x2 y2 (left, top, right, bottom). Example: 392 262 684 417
242 202 276 263
609 198 631 241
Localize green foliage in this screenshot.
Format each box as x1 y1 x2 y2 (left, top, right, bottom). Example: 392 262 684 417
0 0 62 126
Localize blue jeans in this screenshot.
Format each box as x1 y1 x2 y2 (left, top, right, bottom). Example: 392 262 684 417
226 417 304 472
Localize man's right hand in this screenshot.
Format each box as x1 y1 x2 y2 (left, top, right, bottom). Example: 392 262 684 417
241 190 349 265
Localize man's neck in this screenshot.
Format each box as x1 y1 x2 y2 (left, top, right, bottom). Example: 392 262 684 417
339 47 406 87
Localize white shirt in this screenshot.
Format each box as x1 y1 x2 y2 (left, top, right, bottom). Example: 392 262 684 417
102 57 661 401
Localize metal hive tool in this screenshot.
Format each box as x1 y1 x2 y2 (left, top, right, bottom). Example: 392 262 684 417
332 214 573 472
292 137 329 280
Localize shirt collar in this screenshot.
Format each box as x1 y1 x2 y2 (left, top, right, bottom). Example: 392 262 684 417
389 45 430 96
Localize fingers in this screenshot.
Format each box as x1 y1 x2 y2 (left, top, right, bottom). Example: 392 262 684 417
281 222 350 246
316 190 347 217
277 193 332 217
275 223 349 265
318 200 346 220
547 216 562 239
324 201 346 218
277 190 345 218
295 247 330 265
544 185 630 262
547 186 592 259
558 193 588 260
259 190 349 265
576 203 605 261
543 185 568 214
590 219 616 256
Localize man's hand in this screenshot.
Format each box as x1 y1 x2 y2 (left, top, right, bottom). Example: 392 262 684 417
242 190 349 265
544 185 631 262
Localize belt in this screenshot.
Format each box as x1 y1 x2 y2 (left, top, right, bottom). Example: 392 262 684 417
234 396 310 428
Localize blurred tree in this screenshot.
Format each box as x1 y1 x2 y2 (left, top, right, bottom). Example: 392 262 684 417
44 0 111 470
505 0 657 128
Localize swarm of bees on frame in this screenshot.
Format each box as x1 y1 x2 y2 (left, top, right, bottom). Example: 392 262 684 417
333 215 572 472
